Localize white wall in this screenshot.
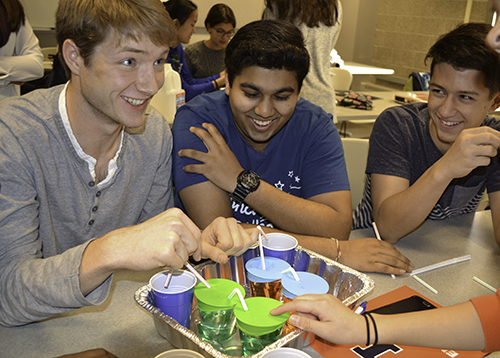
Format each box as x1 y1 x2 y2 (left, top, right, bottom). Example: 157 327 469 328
194 0 264 29
22 0 58 30
335 0 379 64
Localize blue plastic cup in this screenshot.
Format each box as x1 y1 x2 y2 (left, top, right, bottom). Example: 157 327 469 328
149 270 197 328
262 233 298 265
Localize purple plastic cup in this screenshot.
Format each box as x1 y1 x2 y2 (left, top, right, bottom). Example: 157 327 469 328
149 270 197 328
262 233 298 265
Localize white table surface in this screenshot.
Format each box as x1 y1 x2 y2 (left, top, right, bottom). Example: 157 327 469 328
339 210 500 358
340 62 395 76
0 211 497 357
336 91 430 122
336 91 403 122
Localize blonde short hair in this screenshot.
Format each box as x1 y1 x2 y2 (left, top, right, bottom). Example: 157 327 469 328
56 0 175 73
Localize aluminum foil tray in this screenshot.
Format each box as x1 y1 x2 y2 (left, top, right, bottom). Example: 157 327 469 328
135 245 374 357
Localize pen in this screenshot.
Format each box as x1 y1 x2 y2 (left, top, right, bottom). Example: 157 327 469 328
354 301 367 315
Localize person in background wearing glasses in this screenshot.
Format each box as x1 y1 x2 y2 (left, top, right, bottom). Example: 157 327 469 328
185 3 235 79
163 0 226 102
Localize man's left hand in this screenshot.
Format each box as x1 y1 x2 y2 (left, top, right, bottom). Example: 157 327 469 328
200 217 258 263
178 123 243 193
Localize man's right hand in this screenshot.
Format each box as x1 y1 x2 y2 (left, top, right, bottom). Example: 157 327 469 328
79 208 203 295
437 127 500 180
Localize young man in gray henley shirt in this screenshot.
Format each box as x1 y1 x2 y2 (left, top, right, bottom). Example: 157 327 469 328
0 0 256 327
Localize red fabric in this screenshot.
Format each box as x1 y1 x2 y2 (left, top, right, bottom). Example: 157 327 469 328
470 288 500 353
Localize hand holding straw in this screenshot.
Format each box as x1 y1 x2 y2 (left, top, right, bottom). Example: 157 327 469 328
185 262 211 289
282 267 300 281
372 222 396 279
258 233 266 270
228 288 248 311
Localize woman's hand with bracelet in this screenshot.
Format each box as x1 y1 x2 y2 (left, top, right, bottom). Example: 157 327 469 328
270 294 365 345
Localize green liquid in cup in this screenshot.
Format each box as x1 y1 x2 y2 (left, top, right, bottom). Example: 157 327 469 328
239 327 282 356
197 307 237 341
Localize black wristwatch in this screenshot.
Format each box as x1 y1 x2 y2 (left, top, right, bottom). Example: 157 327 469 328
231 170 260 204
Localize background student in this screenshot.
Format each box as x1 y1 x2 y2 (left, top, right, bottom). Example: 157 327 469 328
263 0 342 121
0 0 43 101
185 3 235 79
163 0 226 102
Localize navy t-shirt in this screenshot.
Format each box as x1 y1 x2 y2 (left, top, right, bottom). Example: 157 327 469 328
172 90 349 228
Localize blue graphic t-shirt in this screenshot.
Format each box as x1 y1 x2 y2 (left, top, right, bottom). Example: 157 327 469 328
172 90 349 228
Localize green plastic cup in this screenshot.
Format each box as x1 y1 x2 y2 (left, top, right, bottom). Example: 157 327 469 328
234 297 290 356
195 278 245 345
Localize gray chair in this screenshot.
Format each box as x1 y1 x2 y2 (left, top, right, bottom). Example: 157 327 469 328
341 137 369 211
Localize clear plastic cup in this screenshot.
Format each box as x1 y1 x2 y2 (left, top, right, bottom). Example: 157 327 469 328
194 278 244 344
234 297 290 357
245 257 290 300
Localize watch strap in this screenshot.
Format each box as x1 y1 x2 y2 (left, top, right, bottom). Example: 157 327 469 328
231 183 249 205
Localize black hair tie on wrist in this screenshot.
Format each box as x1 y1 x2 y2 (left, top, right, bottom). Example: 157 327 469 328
365 312 378 346
363 313 370 346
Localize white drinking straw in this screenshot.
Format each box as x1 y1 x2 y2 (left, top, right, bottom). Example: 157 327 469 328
163 270 173 288
258 233 266 270
473 276 497 293
185 262 211 289
372 222 396 279
228 288 248 311
257 225 269 241
282 267 300 281
413 275 438 294
410 255 471 276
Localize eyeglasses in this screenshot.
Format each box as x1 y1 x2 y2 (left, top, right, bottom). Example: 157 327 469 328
214 28 235 38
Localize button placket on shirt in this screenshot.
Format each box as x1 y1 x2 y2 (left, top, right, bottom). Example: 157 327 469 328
87 181 101 226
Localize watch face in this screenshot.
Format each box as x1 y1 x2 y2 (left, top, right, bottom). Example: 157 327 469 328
239 170 260 190
241 172 259 187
